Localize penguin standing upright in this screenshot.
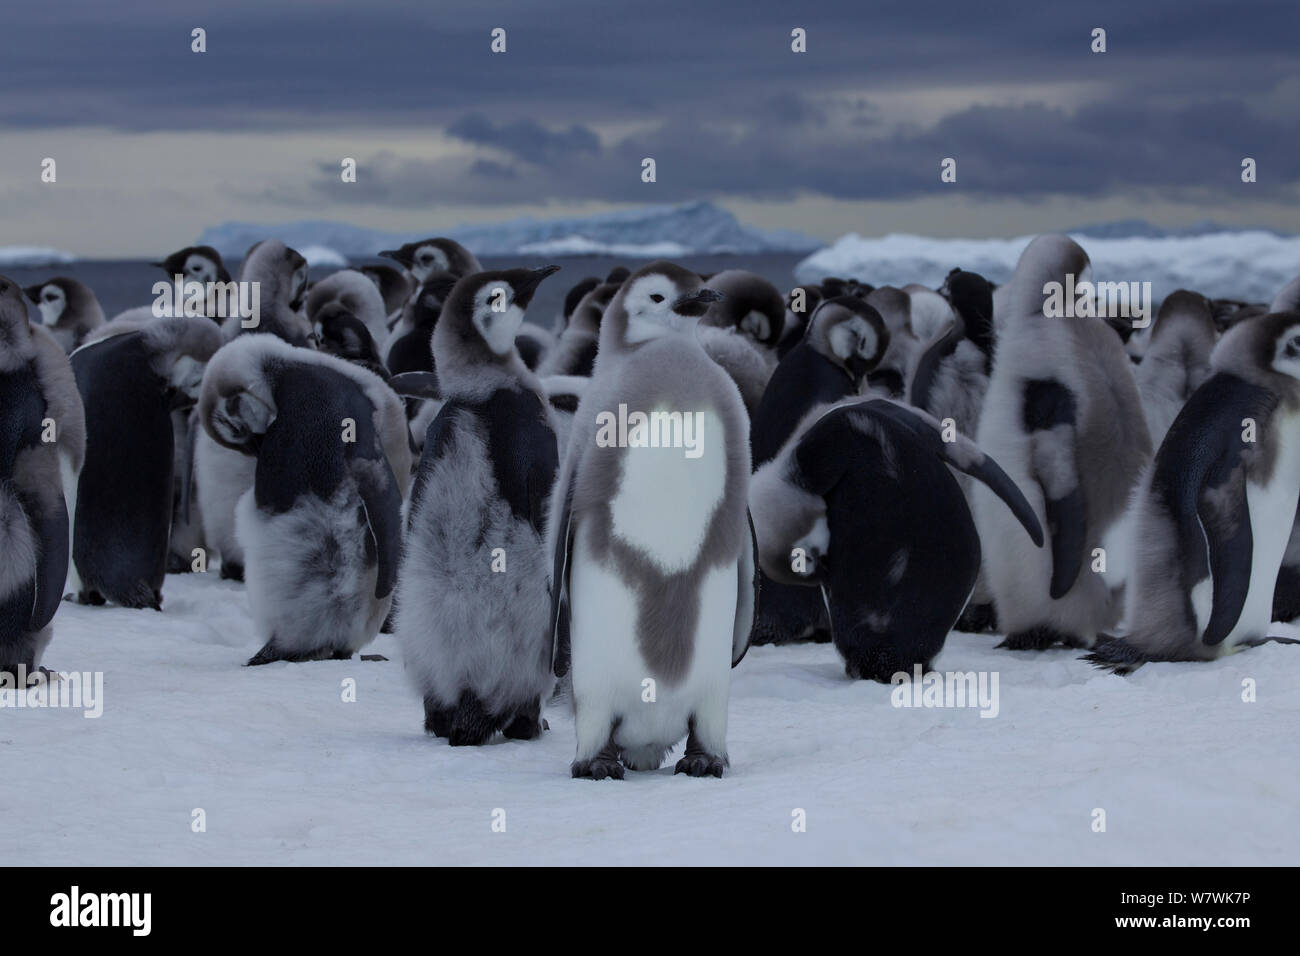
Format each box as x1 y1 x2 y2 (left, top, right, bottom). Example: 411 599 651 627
199 335 411 664
549 262 755 779
1136 291 1217 449
219 240 312 346
395 266 563 744
382 271 459 376
23 278 105 353
700 270 786 364
70 316 222 608
1087 310 1300 671
154 245 233 287
379 237 481 287
537 281 617 378
750 399 1043 680
973 235 1152 650
0 277 85 678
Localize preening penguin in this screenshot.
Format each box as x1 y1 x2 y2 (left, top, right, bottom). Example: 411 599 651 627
750 399 1043 681
199 335 411 665
314 304 388 380
0 277 85 678
973 235 1152 650
700 270 786 361
69 316 222 609
23 278 105 353
395 265 562 745
776 285 823 359
746 297 889 646
1135 290 1217 449
359 263 417 317
379 238 481 284
221 240 312 346
305 269 390 346
549 261 756 779
1087 311 1300 672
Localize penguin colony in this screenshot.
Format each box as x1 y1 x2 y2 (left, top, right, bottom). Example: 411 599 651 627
5 233 1300 780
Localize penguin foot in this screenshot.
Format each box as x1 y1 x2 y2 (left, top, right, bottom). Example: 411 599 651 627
811 627 833 644
957 603 998 633
76 590 106 606
167 553 194 574
245 639 316 666
448 690 496 746
219 562 244 583
379 611 396 634
999 626 1077 651
360 653 389 662
502 699 544 740
571 755 625 780
674 753 727 778
330 649 354 660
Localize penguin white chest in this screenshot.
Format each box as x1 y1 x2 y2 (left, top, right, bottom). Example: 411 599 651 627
608 408 727 574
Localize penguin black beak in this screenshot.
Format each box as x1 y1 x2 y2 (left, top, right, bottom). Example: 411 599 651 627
379 249 412 268
513 264 562 303
672 288 724 318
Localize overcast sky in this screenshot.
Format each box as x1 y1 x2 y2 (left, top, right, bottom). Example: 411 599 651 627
2 0 1297 255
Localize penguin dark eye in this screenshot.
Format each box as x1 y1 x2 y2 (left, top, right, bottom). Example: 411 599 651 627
43 292 57 302
650 294 664 303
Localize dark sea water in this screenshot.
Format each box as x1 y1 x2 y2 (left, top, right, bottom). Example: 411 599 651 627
2 254 807 332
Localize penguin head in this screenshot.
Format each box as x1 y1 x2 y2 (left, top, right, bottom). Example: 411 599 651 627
198 336 282 454
605 266 630 285
1006 234 1092 321
24 280 68 326
408 270 461 332
568 281 619 335
153 246 232 285
435 266 561 371
140 316 224 406
941 268 995 359
562 276 602 326
700 270 785 348
0 276 35 356
1266 312 1300 380
379 238 480 282
601 261 724 351
808 297 890 385
238 240 309 314
315 303 382 369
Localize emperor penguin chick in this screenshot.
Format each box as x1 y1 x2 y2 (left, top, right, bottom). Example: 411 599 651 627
1136 290 1217 449
70 316 222 608
199 335 411 664
549 261 756 779
973 235 1152 650
1087 311 1300 672
0 276 85 677
24 278 105 353
395 265 563 745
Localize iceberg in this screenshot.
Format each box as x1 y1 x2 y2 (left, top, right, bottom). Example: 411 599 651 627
0 246 77 267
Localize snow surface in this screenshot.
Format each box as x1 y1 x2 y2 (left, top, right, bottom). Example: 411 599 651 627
8 572 1298 866
0 246 77 267
196 201 822 261
796 231 1300 303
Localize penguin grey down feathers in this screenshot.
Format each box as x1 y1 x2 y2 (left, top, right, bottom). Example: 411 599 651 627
220 240 312 346
1136 291 1217 449
305 269 390 347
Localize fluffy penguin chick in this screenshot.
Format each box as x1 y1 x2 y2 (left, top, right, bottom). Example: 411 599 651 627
1087 311 1300 672
1136 290 1217 449
220 240 312 346
24 278 105 353
549 262 757 780
700 269 786 364
973 235 1152 650
379 237 482 285
0 276 85 677
395 266 563 745
750 399 1042 680
306 269 390 347
199 335 411 664
69 316 222 609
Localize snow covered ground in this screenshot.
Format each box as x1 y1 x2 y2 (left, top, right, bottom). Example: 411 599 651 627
6 572 1298 866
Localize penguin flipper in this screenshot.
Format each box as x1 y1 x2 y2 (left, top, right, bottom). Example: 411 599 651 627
549 479 575 678
30 493 70 633
1021 380 1084 597
907 316 965 413
1197 462 1253 647
854 399 1045 547
354 456 403 600
179 407 199 524
388 370 441 401
731 511 759 668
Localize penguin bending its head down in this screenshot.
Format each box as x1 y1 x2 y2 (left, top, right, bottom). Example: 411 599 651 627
23 278 105 353
0 277 85 678
70 316 222 608
700 270 786 361
1135 290 1217 449
395 265 563 744
221 240 312 346
750 399 1043 680
199 335 411 664
314 303 389 380
1087 311 1300 672
973 235 1152 650
549 261 757 779
305 269 389 347
379 238 481 285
